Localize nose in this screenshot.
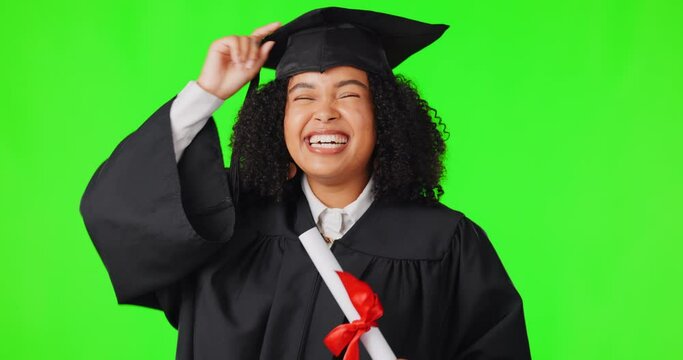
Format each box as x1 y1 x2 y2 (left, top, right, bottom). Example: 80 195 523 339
313 102 340 122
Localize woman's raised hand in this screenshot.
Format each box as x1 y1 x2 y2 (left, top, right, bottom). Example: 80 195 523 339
196 22 281 100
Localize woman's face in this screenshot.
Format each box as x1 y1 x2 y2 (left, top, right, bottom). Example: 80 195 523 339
284 66 376 185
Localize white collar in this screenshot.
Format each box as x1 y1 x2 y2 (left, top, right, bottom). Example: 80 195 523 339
301 173 375 223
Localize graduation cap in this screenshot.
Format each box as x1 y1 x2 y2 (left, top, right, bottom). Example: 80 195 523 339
246 7 450 94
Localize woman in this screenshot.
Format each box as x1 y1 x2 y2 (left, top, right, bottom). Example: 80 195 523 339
80 7 531 359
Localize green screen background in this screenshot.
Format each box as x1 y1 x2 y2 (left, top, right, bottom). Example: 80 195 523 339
1 0 681 358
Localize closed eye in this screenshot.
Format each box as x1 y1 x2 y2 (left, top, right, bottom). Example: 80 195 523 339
340 94 360 99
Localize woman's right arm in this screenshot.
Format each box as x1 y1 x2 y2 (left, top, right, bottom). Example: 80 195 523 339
79 22 280 312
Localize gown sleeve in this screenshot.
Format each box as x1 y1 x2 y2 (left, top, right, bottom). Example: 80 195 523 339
445 216 532 359
79 96 236 314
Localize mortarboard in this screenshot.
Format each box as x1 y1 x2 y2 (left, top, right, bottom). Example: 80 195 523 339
246 7 450 94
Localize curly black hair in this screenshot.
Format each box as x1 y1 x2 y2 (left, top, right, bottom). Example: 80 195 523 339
230 72 448 203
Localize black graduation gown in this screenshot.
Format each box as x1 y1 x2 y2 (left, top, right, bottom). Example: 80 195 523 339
79 96 531 359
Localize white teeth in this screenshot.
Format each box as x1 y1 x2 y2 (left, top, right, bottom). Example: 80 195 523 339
309 134 348 145
311 142 346 148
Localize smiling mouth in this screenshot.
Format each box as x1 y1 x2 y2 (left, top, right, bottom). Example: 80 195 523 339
307 134 349 148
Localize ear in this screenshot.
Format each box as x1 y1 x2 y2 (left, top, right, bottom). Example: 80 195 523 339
287 162 298 180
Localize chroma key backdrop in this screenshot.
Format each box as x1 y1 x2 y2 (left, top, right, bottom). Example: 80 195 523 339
1 0 681 359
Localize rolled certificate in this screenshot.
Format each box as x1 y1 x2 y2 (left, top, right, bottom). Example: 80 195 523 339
299 227 397 360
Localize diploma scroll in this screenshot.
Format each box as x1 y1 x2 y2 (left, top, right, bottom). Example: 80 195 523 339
299 228 397 360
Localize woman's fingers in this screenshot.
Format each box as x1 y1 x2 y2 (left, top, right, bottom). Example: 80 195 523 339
251 21 281 39
247 39 275 70
246 21 280 69
211 36 240 65
259 40 276 60
216 22 279 69
197 22 281 99
238 36 249 64
245 36 260 69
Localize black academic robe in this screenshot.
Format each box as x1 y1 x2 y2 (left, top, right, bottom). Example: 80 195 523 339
80 96 531 359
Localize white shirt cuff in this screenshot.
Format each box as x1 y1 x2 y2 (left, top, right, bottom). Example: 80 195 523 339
170 80 225 162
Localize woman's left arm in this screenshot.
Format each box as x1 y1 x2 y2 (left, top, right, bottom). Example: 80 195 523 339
444 216 532 359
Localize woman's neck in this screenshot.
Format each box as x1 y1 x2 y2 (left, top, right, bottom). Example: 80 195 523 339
306 173 370 208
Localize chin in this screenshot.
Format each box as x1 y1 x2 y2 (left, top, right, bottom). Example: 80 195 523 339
303 167 346 181
296 155 371 184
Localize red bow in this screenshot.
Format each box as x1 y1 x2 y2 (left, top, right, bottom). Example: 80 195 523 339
324 271 384 360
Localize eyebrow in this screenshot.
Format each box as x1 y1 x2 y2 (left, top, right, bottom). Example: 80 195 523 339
288 79 369 93
288 82 315 93
335 79 369 90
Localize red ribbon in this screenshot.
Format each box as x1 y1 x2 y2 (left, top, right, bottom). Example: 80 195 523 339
324 271 384 360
